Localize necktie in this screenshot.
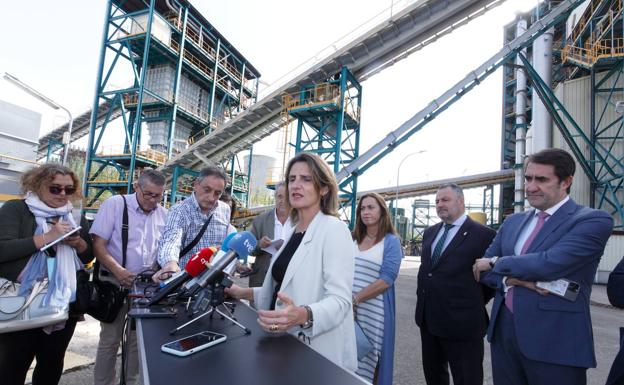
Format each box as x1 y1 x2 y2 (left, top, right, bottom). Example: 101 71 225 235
431 223 453 267
505 211 550 312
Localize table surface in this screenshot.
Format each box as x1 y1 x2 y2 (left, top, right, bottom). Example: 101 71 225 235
136 301 367 385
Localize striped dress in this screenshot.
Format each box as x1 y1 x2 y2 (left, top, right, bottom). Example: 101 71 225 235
353 241 385 382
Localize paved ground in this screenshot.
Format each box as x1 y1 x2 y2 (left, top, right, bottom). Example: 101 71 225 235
51 257 623 385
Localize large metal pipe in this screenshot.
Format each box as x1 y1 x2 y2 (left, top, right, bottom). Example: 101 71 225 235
514 18 528 213
530 26 554 152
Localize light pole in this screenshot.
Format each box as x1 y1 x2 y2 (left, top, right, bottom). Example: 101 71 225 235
395 150 426 228
3 72 74 165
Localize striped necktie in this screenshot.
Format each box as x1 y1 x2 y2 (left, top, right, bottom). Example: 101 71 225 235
431 223 454 266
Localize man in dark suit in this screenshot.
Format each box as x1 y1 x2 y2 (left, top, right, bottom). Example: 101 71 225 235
247 182 291 287
415 183 496 385
606 256 624 385
473 148 613 385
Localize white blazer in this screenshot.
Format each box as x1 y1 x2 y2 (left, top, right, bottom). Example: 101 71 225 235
253 211 358 372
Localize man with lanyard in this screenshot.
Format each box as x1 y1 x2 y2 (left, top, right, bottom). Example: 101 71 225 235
154 166 231 280
90 169 168 385
247 182 293 287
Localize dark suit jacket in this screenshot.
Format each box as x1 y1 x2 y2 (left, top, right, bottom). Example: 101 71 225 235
247 209 275 287
415 216 496 340
606 256 624 385
481 199 613 368
607 256 624 308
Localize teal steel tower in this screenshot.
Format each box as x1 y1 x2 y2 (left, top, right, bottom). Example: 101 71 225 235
83 0 260 210
500 0 624 227
284 66 362 224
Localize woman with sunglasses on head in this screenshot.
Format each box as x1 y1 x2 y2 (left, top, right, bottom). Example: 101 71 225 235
351 193 403 385
0 163 93 385
227 152 358 372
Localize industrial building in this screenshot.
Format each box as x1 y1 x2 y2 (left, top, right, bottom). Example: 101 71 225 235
3 0 621 279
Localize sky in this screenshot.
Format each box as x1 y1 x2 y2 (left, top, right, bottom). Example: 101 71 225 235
0 0 538 213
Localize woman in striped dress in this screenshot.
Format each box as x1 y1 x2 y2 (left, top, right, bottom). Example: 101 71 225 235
352 193 403 385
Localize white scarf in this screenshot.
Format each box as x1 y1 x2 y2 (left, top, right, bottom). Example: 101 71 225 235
20 192 82 312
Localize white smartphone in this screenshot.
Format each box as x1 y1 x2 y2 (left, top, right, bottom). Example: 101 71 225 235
161 331 227 357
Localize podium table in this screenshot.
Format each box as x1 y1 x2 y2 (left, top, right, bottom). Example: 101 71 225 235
135 302 368 385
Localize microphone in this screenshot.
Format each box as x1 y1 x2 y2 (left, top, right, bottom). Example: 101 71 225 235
148 247 215 305
180 231 238 292
187 231 257 294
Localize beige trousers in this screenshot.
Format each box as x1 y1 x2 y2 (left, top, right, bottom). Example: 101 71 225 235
93 301 138 385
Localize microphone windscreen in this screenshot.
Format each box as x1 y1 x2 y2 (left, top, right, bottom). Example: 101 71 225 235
221 232 238 251
185 248 215 277
227 231 257 259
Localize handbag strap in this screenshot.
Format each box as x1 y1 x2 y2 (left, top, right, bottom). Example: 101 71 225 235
94 195 129 281
179 214 213 258
0 279 47 315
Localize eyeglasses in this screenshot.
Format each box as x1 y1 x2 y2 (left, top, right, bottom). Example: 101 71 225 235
48 185 77 195
138 187 163 200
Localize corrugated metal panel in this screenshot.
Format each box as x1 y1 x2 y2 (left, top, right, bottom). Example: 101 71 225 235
553 76 592 206
553 73 624 277
600 234 624 271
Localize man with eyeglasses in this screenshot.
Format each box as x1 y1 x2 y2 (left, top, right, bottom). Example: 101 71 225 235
89 169 168 385
154 166 231 280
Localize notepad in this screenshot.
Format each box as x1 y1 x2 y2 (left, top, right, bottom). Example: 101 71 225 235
40 226 82 252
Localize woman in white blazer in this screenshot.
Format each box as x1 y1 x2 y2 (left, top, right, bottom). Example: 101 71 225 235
227 152 357 372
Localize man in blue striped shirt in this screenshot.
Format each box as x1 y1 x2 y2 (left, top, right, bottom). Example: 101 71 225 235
154 166 231 281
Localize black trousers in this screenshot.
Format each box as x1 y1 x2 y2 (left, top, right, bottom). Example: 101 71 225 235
420 325 484 385
0 317 78 385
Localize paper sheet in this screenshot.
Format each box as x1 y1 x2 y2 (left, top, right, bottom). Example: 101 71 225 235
261 239 285 255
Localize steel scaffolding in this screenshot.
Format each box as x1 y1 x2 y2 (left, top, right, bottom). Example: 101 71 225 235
284 66 362 225
83 0 260 210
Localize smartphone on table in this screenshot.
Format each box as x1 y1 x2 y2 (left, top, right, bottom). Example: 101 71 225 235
161 331 227 357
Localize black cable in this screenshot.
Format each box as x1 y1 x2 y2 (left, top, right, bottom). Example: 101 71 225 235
119 311 129 385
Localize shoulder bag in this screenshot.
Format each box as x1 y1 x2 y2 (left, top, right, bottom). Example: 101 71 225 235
76 196 130 323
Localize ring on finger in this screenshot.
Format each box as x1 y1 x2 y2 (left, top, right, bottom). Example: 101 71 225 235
270 324 279 332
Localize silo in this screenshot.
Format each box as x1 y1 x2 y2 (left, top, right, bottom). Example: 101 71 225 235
243 154 276 207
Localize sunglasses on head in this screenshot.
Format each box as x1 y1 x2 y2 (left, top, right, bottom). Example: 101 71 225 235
48 185 77 195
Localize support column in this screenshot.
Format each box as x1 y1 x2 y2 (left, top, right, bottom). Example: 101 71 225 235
514 18 528 213
530 27 554 152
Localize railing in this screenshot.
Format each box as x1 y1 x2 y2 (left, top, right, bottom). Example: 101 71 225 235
165 13 245 86
562 37 624 66
0 153 39 165
282 82 361 123
594 37 624 60
95 146 168 165
569 0 622 45
282 83 340 111
88 168 139 184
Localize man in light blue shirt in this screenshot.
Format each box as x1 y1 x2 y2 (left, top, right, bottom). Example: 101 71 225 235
154 166 230 281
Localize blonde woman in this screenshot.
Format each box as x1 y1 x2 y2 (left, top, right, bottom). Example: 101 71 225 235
227 152 357 371
0 163 93 385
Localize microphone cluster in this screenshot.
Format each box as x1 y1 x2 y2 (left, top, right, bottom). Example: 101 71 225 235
148 231 257 306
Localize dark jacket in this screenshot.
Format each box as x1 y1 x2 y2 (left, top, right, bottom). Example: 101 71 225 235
606 256 624 385
0 199 93 281
415 216 496 340
607 256 624 308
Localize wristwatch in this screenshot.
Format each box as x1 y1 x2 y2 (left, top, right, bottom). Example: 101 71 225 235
301 305 313 329
489 256 500 268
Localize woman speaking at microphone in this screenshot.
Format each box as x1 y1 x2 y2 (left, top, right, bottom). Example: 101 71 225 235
227 152 357 371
